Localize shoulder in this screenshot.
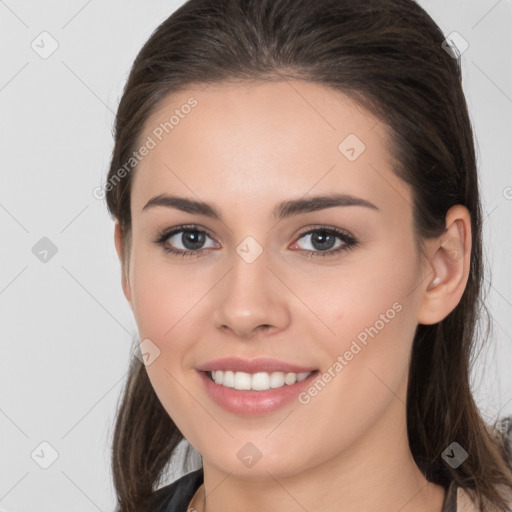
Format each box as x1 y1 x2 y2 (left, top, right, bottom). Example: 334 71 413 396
456 484 512 512
456 487 480 512
149 468 204 512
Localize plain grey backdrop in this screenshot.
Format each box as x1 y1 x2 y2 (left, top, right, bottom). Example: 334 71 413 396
0 1 511 511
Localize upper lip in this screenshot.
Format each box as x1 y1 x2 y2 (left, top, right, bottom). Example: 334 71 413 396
196 357 318 374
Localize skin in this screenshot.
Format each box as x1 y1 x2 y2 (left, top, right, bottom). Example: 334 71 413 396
114 80 472 512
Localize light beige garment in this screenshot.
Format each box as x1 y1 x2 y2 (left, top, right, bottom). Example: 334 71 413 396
456 487 480 512
457 484 512 512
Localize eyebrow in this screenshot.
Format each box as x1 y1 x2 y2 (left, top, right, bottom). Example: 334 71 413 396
141 193 379 220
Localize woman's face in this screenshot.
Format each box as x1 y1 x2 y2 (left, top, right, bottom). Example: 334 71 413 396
118 80 433 478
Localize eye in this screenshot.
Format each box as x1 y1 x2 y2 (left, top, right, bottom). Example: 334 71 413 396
290 225 358 258
154 224 359 259
154 224 219 258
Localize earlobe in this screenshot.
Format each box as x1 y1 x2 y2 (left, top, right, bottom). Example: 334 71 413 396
114 220 132 307
417 205 472 325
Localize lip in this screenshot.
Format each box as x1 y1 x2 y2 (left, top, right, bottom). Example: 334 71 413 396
196 368 320 416
195 357 317 374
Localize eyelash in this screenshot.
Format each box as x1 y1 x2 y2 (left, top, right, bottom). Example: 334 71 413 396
153 224 359 259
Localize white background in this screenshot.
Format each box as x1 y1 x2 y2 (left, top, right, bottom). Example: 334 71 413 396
0 1 511 511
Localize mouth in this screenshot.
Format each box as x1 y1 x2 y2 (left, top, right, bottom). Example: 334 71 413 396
197 368 321 416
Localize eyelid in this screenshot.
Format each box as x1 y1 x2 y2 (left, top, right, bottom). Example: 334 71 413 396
295 224 356 240
155 223 216 241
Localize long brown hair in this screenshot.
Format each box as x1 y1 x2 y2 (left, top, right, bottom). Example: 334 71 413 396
105 0 512 510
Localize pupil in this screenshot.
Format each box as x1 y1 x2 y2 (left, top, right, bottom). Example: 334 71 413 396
312 230 335 250
182 230 205 250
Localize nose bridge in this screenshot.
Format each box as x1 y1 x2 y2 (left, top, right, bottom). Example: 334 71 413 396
212 235 289 337
230 238 269 297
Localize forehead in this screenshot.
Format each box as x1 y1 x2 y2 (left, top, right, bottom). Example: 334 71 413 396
130 80 411 222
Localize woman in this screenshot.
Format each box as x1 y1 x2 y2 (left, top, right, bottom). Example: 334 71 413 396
105 0 512 510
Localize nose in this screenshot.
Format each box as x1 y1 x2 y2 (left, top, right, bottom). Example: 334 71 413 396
211 248 291 339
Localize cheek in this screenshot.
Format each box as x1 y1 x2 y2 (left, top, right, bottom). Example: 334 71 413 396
303 239 419 375
292 289 416 456
129 244 211 342
317 245 420 408
128 250 210 434
294 235 419 342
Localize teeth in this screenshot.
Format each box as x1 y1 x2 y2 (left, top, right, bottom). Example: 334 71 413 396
210 370 313 391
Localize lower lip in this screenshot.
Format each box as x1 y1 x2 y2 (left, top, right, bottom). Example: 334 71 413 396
197 370 320 416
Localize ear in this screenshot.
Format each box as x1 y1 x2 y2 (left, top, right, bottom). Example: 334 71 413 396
114 220 132 307
417 204 472 325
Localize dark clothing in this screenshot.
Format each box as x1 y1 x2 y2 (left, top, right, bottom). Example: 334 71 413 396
152 467 458 512
152 467 204 512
